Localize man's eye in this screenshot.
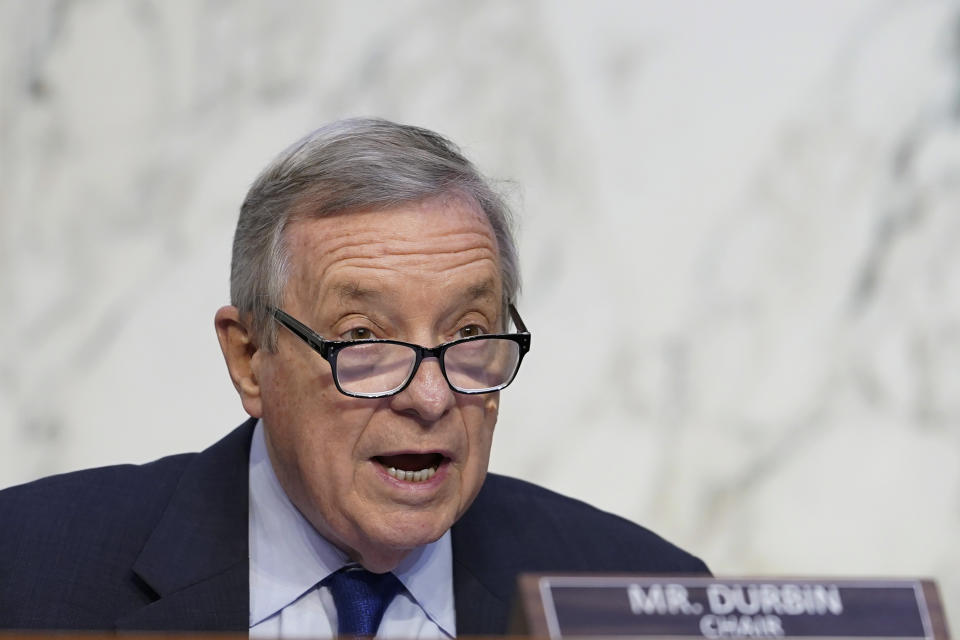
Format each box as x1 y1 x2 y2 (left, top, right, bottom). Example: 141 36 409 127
343 327 374 341
457 325 486 339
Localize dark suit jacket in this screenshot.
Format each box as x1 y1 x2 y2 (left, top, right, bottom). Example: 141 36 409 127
0 419 708 633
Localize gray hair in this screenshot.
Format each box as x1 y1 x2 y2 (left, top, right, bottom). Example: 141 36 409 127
230 118 520 349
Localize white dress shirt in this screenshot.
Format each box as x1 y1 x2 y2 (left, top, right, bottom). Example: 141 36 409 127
248 420 456 638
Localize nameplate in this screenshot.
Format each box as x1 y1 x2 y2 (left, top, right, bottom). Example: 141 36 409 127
515 576 950 639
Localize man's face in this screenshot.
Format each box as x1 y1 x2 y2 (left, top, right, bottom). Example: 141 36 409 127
255 193 503 571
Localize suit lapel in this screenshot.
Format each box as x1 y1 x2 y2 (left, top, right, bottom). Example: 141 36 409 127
451 476 519 635
116 420 255 631
452 553 510 635
112 425 523 632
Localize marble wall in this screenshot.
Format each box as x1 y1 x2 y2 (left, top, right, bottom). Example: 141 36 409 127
2 0 958 625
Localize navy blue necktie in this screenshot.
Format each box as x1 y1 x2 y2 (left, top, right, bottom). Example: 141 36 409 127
324 566 404 637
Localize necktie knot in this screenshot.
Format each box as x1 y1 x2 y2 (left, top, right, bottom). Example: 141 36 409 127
323 566 403 637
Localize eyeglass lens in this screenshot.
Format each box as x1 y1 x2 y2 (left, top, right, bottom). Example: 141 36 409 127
335 338 521 395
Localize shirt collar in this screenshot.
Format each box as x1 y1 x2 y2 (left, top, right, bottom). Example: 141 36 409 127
394 521 455 635
248 419 455 635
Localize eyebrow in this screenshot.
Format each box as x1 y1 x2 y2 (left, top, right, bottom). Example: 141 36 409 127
333 282 382 304
463 280 499 304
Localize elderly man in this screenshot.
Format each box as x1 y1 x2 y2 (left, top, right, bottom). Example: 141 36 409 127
0 119 708 635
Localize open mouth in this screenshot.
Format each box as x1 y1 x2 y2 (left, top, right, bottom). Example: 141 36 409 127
375 453 446 483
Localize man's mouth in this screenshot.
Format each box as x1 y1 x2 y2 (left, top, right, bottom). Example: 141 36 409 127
375 453 446 483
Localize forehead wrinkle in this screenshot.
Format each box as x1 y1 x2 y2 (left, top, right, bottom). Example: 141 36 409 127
321 255 499 295
314 263 501 316
285 205 501 311
325 245 498 275
375 230 496 253
289 241 492 305
327 232 497 262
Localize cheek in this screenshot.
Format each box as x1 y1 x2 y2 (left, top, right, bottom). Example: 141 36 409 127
260 343 357 433
269 389 376 470
263 390 383 536
459 395 499 504
258 352 374 494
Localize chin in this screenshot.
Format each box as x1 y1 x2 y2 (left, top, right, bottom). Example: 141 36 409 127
362 510 454 558
352 528 450 572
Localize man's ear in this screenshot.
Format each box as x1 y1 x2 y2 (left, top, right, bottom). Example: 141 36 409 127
215 305 264 418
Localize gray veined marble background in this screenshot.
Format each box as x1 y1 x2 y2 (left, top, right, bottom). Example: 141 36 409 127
2 0 959 625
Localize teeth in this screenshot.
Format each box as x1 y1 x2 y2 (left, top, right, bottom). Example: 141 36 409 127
386 465 437 483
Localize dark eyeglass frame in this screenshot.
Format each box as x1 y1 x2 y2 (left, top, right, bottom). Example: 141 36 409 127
268 304 531 398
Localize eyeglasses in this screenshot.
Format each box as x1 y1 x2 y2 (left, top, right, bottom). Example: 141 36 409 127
269 305 531 398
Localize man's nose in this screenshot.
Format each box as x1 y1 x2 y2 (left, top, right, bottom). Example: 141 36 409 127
389 356 456 423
